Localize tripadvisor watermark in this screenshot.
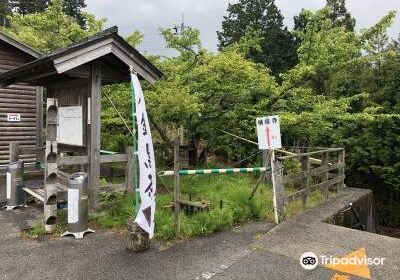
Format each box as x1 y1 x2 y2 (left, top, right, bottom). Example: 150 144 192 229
300 251 385 270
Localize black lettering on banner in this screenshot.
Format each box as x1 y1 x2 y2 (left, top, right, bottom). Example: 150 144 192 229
145 174 153 197
141 113 148 136
144 143 152 169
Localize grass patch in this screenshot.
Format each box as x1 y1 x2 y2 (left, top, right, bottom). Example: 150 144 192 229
157 174 275 239
95 173 275 239
23 219 46 239
22 210 68 239
95 192 135 228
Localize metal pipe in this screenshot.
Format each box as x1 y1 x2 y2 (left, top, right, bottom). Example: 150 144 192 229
159 166 271 177
130 70 139 214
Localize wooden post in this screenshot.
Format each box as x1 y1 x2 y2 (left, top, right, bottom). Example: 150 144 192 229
337 149 345 191
321 151 329 201
9 142 19 163
35 87 44 164
44 98 58 233
272 152 285 224
125 146 134 193
249 149 268 200
81 80 89 173
264 149 273 185
300 155 310 211
88 61 102 208
173 139 181 237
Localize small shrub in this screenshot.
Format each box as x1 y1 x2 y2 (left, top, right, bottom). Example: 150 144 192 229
25 220 46 239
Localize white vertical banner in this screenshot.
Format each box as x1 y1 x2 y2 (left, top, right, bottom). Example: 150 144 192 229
132 73 157 238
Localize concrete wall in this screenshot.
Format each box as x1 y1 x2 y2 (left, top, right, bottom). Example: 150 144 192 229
327 190 377 233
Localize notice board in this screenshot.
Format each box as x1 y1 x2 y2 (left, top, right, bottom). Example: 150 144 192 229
57 106 83 146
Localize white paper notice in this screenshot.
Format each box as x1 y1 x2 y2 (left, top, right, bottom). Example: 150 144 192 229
57 106 83 146
68 189 79 224
6 172 11 199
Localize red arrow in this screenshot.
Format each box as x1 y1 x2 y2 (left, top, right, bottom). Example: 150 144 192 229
266 126 271 147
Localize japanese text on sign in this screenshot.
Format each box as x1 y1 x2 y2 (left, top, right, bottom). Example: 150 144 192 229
256 115 282 150
7 113 20 122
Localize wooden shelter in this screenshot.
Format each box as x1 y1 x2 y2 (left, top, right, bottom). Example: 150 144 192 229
0 32 41 168
0 27 162 213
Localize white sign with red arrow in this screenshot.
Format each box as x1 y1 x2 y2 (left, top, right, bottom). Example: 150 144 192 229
256 115 282 150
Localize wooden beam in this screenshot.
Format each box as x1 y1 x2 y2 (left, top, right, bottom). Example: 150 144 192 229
174 139 181 237
58 143 87 153
55 154 128 167
112 43 159 85
277 148 343 161
338 149 346 190
100 153 127 163
36 87 44 163
9 142 19 163
65 63 128 83
18 146 44 155
321 152 329 200
46 78 87 91
272 158 285 224
300 156 310 211
54 43 112 74
98 183 127 195
88 60 102 208
282 162 344 184
125 146 134 193
284 175 346 204
57 156 89 166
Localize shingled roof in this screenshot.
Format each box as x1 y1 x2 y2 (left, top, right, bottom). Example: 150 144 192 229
0 31 41 59
0 26 163 86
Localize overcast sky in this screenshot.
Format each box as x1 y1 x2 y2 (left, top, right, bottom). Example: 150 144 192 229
85 0 400 56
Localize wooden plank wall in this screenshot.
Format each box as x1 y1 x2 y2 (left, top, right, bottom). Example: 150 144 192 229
49 80 87 106
0 41 38 166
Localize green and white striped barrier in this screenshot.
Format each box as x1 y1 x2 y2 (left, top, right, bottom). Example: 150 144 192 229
158 166 271 177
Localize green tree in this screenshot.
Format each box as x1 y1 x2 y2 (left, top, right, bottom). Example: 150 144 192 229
294 0 355 45
9 0 87 27
102 27 278 163
369 46 400 113
287 8 362 98
293 9 312 44
217 0 297 76
4 0 105 53
8 0 48 15
326 0 355 31
0 1 11 27
61 0 86 28
125 31 144 48
274 8 400 226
